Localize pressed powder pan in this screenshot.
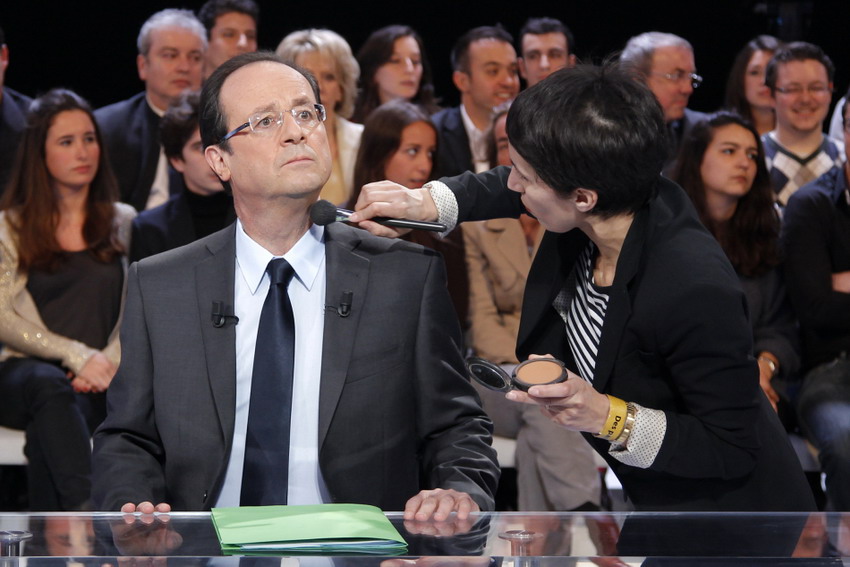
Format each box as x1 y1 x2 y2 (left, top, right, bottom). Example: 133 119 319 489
466 357 568 392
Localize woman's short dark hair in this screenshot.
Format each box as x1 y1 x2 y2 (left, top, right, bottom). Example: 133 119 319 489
348 99 436 209
0 88 121 271
351 25 439 123
506 62 667 217
724 35 783 123
670 110 779 277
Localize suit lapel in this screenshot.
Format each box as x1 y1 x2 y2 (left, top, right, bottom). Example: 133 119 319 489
195 225 238 445
488 218 533 276
317 224 370 448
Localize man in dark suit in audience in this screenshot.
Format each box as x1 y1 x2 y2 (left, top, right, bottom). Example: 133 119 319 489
432 25 519 178
92 52 498 516
130 90 234 262
197 0 259 80
0 25 30 192
619 31 707 175
782 87 850 511
95 9 206 211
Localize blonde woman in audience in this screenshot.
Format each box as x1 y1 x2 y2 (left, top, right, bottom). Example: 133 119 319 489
276 29 363 206
463 109 601 511
0 89 135 510
351 25 440 124
724 35 783 135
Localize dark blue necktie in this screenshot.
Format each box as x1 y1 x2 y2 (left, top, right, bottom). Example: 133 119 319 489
241 258 295 505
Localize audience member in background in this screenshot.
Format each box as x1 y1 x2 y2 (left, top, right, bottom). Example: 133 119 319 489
130 91 234 262
620 31 707 175
763 41 843 206
517 17 576 88
349 100 469 332
432 25 519 178
463 108 601 511
0 89 135 510
724 35 783 136
671 111 800 417
197 0 258 80
0 24 31 192
782 87 850 511
96 9 206 212
351 25 439 124
277 29 363 206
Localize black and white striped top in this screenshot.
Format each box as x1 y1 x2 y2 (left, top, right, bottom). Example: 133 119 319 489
554 242 610 383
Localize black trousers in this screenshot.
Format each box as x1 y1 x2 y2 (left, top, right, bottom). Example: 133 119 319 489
0 357 104 510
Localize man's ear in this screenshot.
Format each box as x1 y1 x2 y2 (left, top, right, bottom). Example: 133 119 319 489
453 70 470 93
137 53 148 82
517 57 528 81
573 188 599 213
169 156 186 174
204 145 231 182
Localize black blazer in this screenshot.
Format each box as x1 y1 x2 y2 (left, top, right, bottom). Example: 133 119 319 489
0 87 31 192
95 92 162 211
92 222 499 511
445 167 815 511
432 106 474 179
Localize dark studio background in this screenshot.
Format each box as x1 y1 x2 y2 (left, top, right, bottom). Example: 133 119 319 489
0 1 847 122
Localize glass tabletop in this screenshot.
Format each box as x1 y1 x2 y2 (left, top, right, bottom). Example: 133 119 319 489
0 510 848 565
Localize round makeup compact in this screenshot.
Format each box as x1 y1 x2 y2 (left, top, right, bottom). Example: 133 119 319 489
466 357 568 392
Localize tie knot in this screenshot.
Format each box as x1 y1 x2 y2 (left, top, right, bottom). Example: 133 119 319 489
266 257 295 287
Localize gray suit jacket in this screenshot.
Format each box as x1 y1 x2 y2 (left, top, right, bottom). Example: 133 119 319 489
92 221 498 511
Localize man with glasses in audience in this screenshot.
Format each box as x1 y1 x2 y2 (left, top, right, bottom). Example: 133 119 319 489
92 52 498 517
763 42 843 205
782 85 850 511
620 31 706 175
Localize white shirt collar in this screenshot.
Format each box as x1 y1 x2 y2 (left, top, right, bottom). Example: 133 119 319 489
235 219 326 295
459 103 490 164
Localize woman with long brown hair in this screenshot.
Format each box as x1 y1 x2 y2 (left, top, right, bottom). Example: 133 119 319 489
0 88 135 510
671 110 799 413
351 25 439 124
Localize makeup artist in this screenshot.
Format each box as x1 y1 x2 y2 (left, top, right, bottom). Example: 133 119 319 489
350 64 816 512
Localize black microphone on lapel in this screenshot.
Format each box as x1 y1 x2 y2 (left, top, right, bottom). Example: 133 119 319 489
325 291 353 318
211 301 240 328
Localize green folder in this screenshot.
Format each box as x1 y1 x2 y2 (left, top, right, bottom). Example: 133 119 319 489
211 504 408 555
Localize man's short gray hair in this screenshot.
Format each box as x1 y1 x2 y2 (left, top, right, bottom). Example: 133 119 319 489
137 9 208 56
619 32 692 78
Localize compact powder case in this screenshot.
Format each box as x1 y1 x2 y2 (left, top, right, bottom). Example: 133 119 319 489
466 357 568 392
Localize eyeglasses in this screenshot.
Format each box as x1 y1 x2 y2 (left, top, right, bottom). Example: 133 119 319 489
219 104 327 144
650 70 703 89
774 84 832 97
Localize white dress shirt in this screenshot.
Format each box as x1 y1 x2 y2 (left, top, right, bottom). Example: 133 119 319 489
214 220 329 507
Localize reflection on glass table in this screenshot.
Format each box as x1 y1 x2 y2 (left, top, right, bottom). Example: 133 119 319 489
0 511 848 565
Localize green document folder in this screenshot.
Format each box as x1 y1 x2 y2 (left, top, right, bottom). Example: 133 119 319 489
211 504 408 555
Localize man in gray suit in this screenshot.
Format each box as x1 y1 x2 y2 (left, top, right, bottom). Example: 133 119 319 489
92 51 498 520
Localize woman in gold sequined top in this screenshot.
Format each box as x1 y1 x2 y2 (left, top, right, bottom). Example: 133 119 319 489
0 88 135 510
